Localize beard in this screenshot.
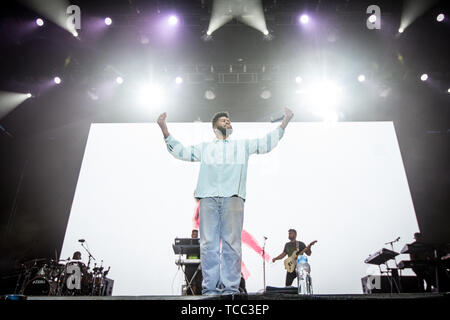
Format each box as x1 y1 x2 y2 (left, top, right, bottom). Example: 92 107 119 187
217 126 233 138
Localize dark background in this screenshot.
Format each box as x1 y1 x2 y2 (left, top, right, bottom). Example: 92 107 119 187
0 0 448 290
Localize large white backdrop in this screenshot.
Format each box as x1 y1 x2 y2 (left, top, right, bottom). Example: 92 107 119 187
61 121 419 295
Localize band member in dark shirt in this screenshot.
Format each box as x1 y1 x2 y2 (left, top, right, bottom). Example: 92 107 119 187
272 229 312 286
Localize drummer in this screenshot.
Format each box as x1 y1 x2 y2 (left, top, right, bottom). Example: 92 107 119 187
70 251 88 273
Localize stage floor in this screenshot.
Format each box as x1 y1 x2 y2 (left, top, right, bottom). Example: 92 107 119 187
24 292 449 300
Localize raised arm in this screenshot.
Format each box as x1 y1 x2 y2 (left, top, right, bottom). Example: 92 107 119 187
247 107 293 155
157 112 170 139
280 107 294 130
157 112 201 162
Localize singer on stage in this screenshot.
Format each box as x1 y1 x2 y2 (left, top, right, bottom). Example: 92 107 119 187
157 108 293 295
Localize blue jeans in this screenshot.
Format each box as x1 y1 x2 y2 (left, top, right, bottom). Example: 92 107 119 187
198 196 244 295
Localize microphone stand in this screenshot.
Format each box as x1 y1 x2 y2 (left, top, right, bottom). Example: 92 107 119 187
262 237 267 293
81 241 96 270
384 237 401 293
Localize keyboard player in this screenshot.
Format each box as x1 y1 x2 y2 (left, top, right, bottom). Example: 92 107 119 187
409 232 434 292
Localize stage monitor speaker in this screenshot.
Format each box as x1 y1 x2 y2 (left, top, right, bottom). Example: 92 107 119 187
102 278 114 296
361 275 424 294
265 286 298 294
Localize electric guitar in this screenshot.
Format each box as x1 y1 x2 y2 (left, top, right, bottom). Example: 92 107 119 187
283 240 317 273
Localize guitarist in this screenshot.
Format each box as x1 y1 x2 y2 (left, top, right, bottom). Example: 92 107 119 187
272 229 312 286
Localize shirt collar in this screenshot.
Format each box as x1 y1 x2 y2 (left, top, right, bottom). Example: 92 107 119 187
214 137 230 143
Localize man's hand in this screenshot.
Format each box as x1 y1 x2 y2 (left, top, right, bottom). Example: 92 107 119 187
157 112 169 139
284 107 294 121
157 112 167 127
272 258 277 263
280 107 294 129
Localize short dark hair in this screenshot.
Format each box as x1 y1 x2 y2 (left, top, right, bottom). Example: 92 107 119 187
288 229 297 235
211 111 230 128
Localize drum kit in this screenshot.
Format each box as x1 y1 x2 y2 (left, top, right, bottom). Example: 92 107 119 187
15 241 112 296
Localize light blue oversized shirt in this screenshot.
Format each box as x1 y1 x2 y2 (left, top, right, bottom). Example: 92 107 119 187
164 126 285 200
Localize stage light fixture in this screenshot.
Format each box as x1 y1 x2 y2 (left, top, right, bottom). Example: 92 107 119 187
201 31 213 42
175 76 183 85
295 76 303 84
420 74 428 81
204 89 216 100
105 17 112 26
116 76 123 84
168 15 179 26
36 18 44 26
358 75 366 82
398 28 404 33
368 14 377 23
262 32 274 41
54 76 61 84
299 14 309 24
260 88 271 100
138 84 164 106
436 13 445 22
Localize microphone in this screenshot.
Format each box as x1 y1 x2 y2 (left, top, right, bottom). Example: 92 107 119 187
78 239 85 243
384 237 400 245
270 115 284 123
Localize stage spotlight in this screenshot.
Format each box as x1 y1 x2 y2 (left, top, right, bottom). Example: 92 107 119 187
36 18 44 26
72 30 78 37
260 88 271 100
105 17 112 26
201 32 213 42
0 91 35 120
398 27 404 33
447 88 450 93
168 15 179 26
358 75 366 82
175 76 183 85
138 84 164 106
436 13 445 22
204 89 216 100
368 14 377 23
299 14 309 24
116 76 123 84
54 76 61 84
306 80 343 110
420 74 428 81
262 32 274 41
295 76 303 84
207 0 267 36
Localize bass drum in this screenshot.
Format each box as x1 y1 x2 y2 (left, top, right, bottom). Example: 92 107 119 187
23 277 53 296
61 261 90 295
